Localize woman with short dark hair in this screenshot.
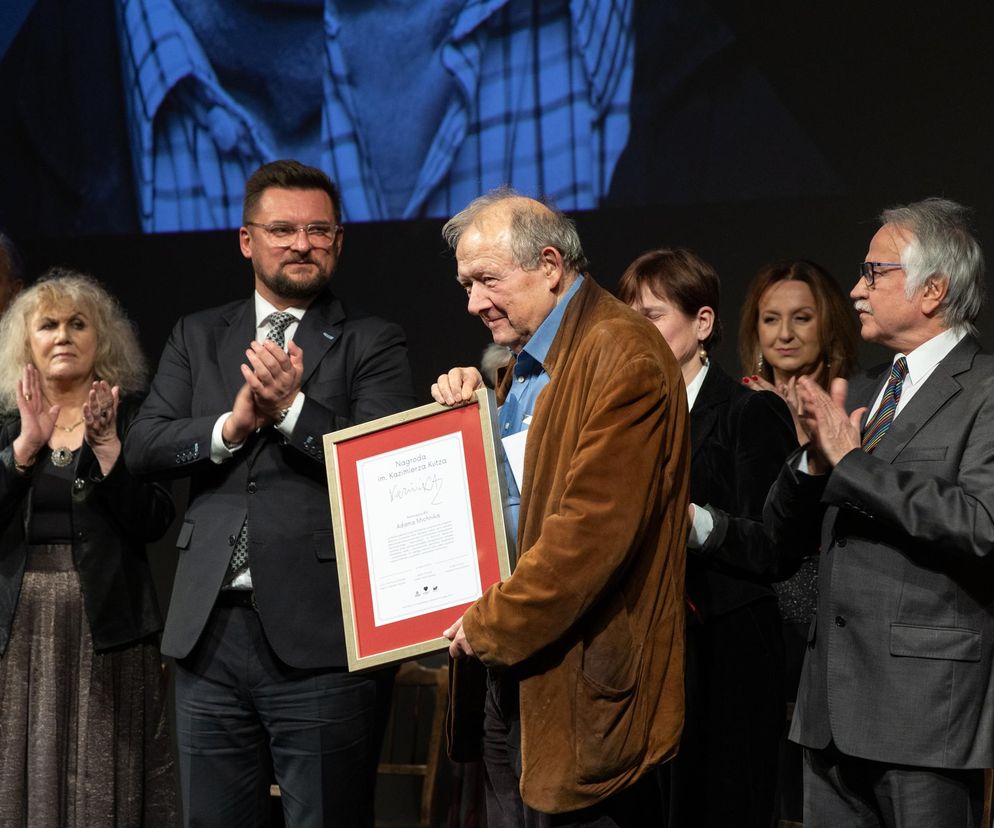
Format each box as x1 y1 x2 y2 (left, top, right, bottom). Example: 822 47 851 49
619 247 796 827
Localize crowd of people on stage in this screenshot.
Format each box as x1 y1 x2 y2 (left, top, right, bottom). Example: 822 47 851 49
0 161 991 828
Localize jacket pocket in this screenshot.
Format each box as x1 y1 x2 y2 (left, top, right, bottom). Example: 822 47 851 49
176 520 194 549
894 445 948 463
890 622 981 661
574 602 646 784
313 530 336 561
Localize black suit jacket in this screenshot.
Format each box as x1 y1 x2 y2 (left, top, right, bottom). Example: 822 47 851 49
124 289 416 668
686 363 797 618
0 396 172 654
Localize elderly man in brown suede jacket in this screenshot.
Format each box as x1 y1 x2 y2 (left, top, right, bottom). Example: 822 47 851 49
432 190 690 826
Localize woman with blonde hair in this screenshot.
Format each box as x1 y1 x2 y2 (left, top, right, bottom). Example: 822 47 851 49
0 268 176 825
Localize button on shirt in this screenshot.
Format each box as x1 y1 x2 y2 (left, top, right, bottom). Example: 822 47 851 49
499 276 584 541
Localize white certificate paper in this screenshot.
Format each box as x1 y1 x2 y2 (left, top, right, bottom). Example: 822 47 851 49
501 428 528 491
356 432 483 626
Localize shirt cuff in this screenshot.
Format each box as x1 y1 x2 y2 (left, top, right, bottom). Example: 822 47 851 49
275 392 306 438
687 501 715 549
211 413 244 463
795 448 828 476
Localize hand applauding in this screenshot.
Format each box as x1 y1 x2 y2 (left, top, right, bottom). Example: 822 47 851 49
84 380 122 475
12 365 59 470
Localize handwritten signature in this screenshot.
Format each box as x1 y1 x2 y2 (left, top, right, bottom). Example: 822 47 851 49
389 474 445 506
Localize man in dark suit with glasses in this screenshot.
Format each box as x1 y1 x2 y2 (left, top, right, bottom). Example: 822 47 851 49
126 160 416 827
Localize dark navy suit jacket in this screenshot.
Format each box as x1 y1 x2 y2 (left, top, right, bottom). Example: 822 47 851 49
125 289 415 668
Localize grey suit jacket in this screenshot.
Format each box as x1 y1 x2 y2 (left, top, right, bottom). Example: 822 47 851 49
124 289 416 668
765 334 994 769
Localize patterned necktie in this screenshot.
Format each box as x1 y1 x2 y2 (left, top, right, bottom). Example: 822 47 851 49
224 311 298 584
266 311 296 349
861 356 909 453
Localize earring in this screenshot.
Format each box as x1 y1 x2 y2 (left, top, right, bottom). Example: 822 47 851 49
699 346 708 365
756 352 765 372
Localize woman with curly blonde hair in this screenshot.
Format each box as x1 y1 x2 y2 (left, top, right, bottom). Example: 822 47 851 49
0 268 176 825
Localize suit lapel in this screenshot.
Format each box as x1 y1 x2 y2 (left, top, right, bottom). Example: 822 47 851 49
853 370 890 433
294 291 346 388
217 299 256 405
690 365 728 460
868 336 977 463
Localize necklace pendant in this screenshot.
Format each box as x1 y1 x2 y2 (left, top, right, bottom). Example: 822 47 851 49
50 446 74 468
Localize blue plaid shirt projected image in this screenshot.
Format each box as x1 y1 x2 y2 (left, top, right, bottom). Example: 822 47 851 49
116 0 634 232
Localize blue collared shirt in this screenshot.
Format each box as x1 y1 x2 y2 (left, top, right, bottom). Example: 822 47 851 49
115 0 633 231
499 275 583 540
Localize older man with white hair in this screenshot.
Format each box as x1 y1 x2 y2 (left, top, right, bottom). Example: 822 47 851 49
433 189 690 826
767 198 994 827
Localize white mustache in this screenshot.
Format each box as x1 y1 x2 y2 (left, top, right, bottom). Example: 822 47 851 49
854 300 873 315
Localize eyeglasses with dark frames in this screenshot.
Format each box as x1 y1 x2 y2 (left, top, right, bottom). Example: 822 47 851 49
859 261 903 287
246 222 340 248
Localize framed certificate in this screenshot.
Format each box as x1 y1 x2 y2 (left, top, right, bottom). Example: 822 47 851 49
323 389 513 671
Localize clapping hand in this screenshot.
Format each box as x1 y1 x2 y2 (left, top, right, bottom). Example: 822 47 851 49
795 376 865 472
242 339 304 421
12 365 59 468
745 373 808 445
83 380 122 475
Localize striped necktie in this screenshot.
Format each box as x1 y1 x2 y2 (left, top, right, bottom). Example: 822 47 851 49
862 357 909 453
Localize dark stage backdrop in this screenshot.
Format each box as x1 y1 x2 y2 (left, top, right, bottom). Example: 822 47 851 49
5 0 992 372
6 0 994 612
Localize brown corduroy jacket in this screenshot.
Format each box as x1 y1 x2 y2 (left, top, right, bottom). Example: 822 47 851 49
450 276 691 813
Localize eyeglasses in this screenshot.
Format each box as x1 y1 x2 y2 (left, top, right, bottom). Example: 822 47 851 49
246 222 340 249
859 261 903 287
